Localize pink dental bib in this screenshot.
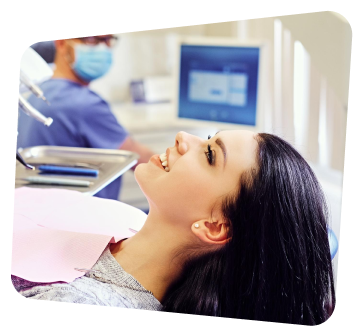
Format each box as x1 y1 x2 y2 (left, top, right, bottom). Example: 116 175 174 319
12 187 147 283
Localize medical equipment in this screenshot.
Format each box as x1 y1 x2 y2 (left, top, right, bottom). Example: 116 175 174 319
18 48 53 125
17 47 54 169
15 146 139 195
20 70 50 105
20 176 93 187
18 94 53 126
174 36 266 131
16 151 35 170
328 227 338 259
38 165 99 177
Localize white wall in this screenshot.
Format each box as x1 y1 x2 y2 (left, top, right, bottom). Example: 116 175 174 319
278 11 351 108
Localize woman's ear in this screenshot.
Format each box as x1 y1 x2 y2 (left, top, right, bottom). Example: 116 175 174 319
191 219 230 245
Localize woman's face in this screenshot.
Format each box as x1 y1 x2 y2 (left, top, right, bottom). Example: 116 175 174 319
135 130 259 224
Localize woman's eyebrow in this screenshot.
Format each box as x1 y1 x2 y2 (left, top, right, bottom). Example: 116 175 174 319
215 138 227 168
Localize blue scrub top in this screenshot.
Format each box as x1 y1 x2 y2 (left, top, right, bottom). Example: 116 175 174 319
17 78 129 200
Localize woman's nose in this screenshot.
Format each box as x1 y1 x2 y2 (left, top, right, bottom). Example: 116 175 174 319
175 131 203 155
175 131 190 155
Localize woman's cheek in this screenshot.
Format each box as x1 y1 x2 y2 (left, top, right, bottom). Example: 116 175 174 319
178 173 215 204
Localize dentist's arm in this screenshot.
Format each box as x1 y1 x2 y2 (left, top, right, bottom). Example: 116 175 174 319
119 136 155 170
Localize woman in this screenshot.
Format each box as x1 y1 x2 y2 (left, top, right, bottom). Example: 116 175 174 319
13 130 335 325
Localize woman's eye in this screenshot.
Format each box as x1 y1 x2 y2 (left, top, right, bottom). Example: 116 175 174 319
205 144 215 165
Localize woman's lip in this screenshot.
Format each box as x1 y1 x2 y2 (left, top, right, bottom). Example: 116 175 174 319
150 154 165 170
166 148 171 169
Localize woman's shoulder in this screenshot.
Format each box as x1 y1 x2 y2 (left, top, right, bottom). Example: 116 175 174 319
12 248 162 311
16 273 161 310
81 247 163 310
17 277 101 306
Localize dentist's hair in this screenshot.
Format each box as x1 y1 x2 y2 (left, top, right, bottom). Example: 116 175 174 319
162 133 335 325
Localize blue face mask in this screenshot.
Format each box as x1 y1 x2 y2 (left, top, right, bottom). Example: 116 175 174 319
72 44 113 82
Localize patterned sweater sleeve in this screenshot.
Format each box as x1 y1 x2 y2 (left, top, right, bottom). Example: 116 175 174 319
11 275 100 306
11 247 163 310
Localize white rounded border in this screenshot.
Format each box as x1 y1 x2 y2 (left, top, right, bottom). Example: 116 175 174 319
5 1 362 335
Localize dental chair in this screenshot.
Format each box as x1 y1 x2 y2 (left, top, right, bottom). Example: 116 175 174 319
328 227 339 260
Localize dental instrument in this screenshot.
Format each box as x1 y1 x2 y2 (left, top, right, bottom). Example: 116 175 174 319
20 176 93 187
38 165 99 177
20 70 50 105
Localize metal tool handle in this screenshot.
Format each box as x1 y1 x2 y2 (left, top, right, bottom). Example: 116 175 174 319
18 94 53 126
23 176 92 187
38 165 99 176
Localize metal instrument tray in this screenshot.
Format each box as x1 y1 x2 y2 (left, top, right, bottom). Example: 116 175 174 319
15 146 139 195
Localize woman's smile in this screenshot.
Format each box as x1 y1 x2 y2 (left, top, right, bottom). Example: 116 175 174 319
159 151 170 172
149 154 165 170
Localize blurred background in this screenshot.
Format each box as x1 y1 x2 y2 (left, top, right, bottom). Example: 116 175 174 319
22 11 351 284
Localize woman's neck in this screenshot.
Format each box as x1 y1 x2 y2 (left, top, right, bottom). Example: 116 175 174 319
110 212 191 303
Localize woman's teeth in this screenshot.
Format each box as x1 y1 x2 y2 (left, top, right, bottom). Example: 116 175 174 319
159 153 169 172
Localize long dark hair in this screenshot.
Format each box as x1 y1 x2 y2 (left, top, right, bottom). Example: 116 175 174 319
162 133 335 325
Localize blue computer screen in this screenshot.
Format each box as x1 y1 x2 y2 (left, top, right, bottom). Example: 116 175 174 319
178 45 260 126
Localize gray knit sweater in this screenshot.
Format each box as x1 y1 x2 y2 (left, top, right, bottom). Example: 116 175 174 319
11 246 163 311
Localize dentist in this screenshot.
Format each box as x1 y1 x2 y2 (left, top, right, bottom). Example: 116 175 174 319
17 35 154 200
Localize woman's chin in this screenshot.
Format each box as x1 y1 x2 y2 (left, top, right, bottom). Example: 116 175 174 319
133 164 144 185
134 164 156 200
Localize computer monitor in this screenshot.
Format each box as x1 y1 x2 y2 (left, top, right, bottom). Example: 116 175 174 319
175 37 265 131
